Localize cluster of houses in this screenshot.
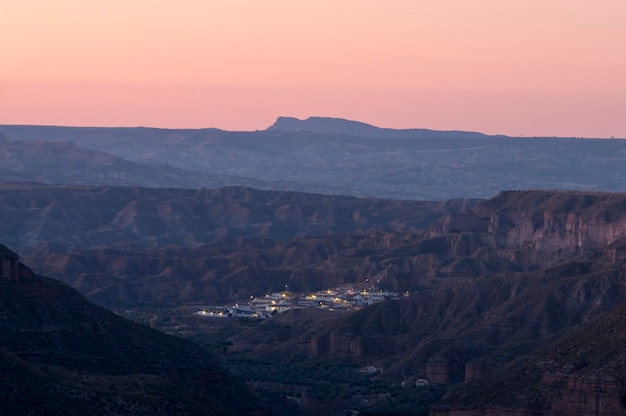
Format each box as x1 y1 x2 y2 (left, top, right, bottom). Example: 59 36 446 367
197 287 404 319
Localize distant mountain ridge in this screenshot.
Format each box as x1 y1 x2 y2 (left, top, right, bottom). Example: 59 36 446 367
267 116 498 139
1 118 625 200
0 116 496 140
0 137 236 188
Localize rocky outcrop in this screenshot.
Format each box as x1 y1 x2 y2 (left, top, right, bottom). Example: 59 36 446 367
426 359 462 385
432 292 626 415
464 361 496 383
432 190 626 266
0 244 19 280
541 373 624 416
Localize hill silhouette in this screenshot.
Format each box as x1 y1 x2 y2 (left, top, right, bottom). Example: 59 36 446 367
267 116 494 139
0 244 265 415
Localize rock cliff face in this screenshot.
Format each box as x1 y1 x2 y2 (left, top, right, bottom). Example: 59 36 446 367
433 297 626 415
540 373 624 416
0 244 19 280
432 190 626 265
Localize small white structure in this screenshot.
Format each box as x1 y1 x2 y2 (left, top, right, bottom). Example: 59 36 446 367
415 378 430 387
359 366 382 374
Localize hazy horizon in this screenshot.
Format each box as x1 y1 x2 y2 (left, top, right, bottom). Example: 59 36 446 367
2 1 625 138
1 115 625 140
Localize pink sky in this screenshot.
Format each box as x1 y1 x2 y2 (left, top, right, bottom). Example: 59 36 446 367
2 0 625 137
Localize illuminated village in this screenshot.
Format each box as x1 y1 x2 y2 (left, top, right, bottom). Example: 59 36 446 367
197 287 404 319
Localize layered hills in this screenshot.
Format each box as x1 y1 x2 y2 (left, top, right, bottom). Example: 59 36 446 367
199 191 626 415
0 243 264 415
0 184 476 250
0 137 269 190
0 183 476 304
2 118 625 200
3 181 626 414
434 297 626 415
11 187 626 308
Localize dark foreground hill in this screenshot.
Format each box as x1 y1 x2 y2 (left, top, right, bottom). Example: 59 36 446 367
0 244 265 416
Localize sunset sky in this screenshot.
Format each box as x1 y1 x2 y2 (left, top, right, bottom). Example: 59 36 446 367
2 0 625 137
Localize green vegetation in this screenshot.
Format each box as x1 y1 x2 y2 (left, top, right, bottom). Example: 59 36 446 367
187 328 446 416
219 354 445 414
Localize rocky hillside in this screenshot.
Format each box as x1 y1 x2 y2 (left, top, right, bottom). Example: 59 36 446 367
137 189 626 415
0 183 476 250
0 244 265 415
225 234 626 367
212 234 626 415
434 269 626 415
18 189 626 307
431 190 626 264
